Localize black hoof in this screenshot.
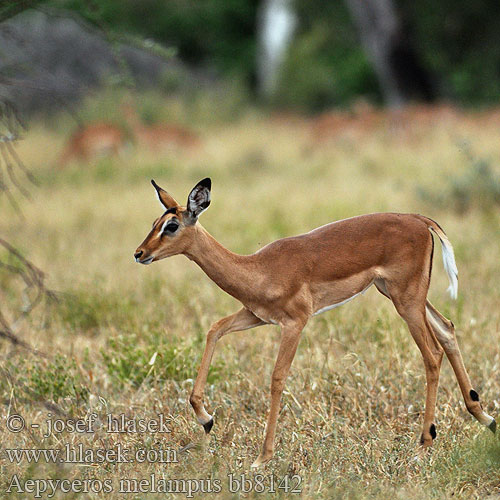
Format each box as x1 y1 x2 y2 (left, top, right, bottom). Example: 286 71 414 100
203 418 214 434
488 419 497 434
420 424 437 445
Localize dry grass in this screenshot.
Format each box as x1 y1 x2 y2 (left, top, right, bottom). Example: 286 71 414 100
1 96 500 499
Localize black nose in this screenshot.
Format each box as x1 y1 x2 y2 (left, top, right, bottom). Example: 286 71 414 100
134 250 143 260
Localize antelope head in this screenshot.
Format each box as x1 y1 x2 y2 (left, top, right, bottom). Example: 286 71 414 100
134 178 211 264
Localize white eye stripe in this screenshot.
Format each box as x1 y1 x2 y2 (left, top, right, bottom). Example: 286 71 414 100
154 220 169 239
157 219 179 237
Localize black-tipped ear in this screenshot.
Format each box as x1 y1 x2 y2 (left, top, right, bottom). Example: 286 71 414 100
186 178 211 223
151 179 179 209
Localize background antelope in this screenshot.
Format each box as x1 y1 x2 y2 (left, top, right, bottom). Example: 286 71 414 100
135 178 496 467
121 104 201 153
57 122 125 167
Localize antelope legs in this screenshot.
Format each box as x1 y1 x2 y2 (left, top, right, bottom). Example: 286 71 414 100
189 307 264 432
426 300 496 432
376 276 496 446
251 320 305 467
395 303 444 446
190 309 305 467
376 277 443 445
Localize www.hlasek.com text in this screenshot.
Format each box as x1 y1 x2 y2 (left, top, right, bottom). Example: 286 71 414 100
4 443 178 465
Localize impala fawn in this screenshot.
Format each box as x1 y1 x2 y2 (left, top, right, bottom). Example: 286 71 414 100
135 178 496 466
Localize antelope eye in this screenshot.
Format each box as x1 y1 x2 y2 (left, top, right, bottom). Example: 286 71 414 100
163 221 179 234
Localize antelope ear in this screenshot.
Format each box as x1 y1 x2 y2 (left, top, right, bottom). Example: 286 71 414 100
151 179 179 209
186 178 211 223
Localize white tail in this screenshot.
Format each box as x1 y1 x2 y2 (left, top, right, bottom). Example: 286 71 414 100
428 225 458 299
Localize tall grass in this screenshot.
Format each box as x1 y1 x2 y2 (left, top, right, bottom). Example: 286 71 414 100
1 94 500 498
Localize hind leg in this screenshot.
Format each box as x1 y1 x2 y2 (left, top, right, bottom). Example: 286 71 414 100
426 300 496 432
377 279 444 446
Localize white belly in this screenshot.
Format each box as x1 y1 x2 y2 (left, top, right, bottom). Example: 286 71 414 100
313 283 372 316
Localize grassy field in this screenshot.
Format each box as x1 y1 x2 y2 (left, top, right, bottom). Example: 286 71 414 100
1 95 500 499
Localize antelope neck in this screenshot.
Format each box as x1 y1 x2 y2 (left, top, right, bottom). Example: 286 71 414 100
184 225 255 301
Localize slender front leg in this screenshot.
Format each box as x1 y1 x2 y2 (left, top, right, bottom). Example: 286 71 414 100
190 307 264 432
252 319 305 468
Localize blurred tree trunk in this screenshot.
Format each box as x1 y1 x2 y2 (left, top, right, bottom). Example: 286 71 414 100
257 0 297 98
344 0 435 107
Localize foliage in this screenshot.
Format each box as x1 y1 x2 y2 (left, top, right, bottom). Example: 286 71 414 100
0 0 47 23
56 289 139 333
101 332 230 388
4 0 500 110
49 0 258 77
5 354 89 404
400 0 500 103
276 22 379 111
417 142 500 214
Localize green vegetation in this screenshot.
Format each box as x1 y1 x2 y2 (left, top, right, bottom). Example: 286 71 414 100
101 332 231 388
417 141 500 214
6 0 500 109
58 0 500 107
4 354 89 404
